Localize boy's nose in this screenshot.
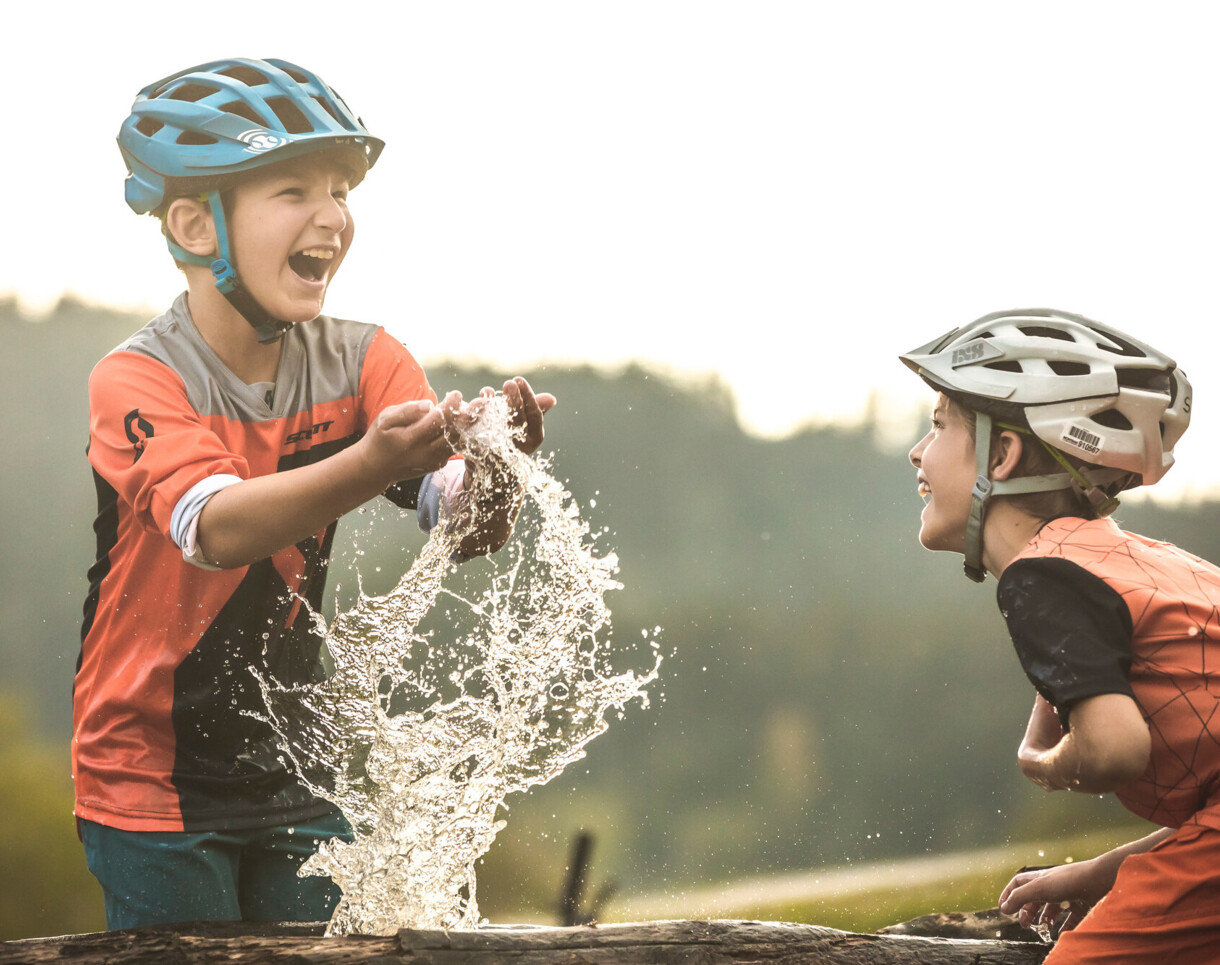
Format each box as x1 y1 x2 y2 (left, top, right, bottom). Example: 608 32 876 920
909 432 929 467
315 197 348 232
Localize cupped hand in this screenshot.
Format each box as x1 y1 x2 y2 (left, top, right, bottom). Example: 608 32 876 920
501 376 555 455
363 395 458 484
998 861 1105 938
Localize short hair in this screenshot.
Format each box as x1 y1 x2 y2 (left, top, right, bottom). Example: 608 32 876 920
943 394 1107 521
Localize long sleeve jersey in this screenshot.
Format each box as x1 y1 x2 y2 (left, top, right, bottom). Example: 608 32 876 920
76 293 434 831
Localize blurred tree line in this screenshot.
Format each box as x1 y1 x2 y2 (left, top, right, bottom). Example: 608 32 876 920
2 297 1216 937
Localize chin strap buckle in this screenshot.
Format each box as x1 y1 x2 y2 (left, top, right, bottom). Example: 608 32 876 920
962 477 990 583
210 259 293 344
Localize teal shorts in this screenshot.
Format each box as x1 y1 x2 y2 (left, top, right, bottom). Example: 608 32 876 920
78 812 352 930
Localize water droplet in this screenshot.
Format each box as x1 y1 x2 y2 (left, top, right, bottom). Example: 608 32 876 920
255 392 661 936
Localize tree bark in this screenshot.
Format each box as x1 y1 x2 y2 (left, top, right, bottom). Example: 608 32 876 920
0 918 1051 964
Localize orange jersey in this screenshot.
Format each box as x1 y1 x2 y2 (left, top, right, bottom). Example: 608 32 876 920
1007 516 1220 830
77 294 435 831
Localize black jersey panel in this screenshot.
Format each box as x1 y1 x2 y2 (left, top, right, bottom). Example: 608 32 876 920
998 556 1136 728
80 463 119 660
169 441 351 829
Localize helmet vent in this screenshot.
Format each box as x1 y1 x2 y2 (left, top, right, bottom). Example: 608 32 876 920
1117 368 1172 393
1020 325 1074 341
217 65 270 87
136 117 164 138
220 100 268 126
1093 409 1133 431
1093 328 1148 358
313 96 349 129
266 96 312 134
984 361 1022 373
168 83 219 103
1049 361 1091 376
177 131 218 146
282 66 311 84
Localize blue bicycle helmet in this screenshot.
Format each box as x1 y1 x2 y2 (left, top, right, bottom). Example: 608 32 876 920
119 57 383 214
117 58 385 342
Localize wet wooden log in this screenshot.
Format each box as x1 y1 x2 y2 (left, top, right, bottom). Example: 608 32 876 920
0 918 1052 964
879 907 1035 942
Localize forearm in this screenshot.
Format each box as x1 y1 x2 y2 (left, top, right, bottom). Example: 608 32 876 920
1019 693 1150 793
198 444 398 568
1022 732 1123 792
453 470 522 558
1094 828 1174 879
999 827 1175 922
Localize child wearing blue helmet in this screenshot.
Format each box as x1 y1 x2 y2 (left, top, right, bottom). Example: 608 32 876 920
77 58 554 929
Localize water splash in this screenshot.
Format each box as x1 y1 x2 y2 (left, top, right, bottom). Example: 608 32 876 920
258 394 661 936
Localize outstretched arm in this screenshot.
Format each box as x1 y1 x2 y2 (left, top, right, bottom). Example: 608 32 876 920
1017 692 1150 793
198 396 459 568
998 828 1174 934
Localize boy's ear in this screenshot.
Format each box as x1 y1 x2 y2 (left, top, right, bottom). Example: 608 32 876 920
164 197 217 258
990 430 1024 481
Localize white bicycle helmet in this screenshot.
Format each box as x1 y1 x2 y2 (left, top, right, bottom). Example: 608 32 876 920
901 309 1191 581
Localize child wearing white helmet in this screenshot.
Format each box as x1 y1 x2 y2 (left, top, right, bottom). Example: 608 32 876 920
903 309 1220 962
76 57 554 930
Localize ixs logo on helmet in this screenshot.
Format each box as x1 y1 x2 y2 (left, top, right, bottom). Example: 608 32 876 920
950 339 1003 367
237 129 290 155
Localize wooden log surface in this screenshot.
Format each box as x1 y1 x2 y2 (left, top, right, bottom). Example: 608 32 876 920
0 918 1052 964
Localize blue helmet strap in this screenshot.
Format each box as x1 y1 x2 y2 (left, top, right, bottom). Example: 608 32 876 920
163 190 292 345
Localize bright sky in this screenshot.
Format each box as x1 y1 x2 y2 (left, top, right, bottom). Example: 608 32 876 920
7 2 1220 498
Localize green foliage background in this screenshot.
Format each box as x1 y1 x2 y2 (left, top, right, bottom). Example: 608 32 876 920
1 298 1212 938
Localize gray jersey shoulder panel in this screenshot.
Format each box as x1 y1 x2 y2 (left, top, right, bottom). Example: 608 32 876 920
111 293 380 423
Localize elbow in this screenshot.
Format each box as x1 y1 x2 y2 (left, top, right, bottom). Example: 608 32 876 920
193 526 258 571
1075 735 1151 792
200 542 257 571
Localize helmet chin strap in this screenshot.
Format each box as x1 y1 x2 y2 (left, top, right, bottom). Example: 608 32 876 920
164 190 293 345
962 411 1118 583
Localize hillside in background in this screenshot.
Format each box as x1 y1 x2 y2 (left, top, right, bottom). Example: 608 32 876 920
2 297 1216 932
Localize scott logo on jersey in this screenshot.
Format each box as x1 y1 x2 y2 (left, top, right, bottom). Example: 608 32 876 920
123 409 153 463
285 420 335 445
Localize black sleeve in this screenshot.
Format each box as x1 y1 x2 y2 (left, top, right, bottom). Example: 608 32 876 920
996 557 1135 729
383 477 423 510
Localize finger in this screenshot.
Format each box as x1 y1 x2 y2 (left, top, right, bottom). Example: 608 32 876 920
412 434 459 472
502 378 524 417
998 873 1039 912
510 377 546 424
506 378 555 414
376 399 437 429
438 390 464 413
436 391 465 432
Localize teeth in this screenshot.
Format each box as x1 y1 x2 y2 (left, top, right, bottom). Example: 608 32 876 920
298 248 335 259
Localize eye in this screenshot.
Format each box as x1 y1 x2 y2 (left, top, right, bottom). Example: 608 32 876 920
277 186 305 198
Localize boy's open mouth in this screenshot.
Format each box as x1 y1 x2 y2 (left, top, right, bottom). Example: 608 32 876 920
289 247 335 282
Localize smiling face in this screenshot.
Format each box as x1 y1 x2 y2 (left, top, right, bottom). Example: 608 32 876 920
224 151 358 323
907 395 980 554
